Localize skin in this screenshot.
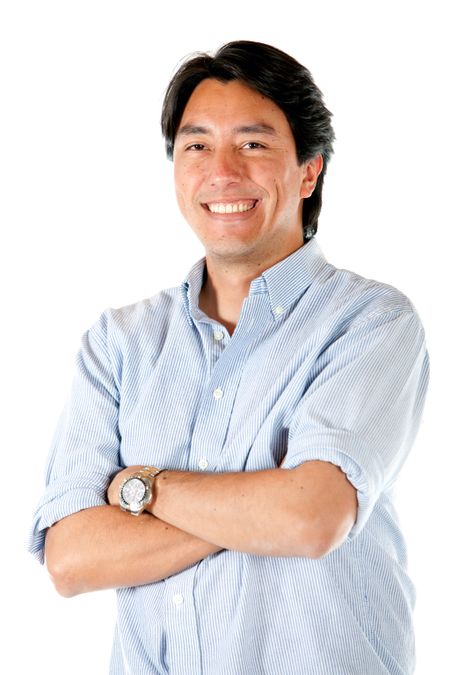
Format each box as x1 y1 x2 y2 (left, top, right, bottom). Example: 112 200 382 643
173 78 323 332
107 463 357 558
46 506 221 597
45 78 357 598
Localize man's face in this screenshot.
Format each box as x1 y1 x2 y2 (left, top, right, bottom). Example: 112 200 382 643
173 78 321 267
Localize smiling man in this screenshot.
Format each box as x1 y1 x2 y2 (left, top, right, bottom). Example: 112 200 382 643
173 78 323 335
30 41 428 674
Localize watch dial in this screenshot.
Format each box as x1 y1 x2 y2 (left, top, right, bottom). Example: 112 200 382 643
122 478 146 506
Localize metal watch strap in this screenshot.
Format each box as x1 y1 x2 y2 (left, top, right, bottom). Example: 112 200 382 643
139 466 165 481
137 466 166 498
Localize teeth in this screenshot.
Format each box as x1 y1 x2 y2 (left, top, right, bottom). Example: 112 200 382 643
208 202 255 214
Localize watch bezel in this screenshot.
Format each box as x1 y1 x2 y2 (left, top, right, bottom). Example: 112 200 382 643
119 475 152 515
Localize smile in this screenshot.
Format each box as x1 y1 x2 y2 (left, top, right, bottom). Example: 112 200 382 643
203 200 258 214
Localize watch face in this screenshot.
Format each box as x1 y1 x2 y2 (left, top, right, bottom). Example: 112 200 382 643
121 477 146 509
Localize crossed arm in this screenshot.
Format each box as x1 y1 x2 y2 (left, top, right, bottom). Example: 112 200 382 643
45 460 357 597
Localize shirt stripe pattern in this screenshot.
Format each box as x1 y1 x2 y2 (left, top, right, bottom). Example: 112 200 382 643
29 239 429 675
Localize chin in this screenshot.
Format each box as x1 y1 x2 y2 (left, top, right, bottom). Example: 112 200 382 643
205 242 260 261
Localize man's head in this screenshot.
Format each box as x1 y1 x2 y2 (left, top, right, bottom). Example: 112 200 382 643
161 40 335 242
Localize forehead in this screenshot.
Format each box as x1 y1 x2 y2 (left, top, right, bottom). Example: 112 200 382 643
178 78 292 134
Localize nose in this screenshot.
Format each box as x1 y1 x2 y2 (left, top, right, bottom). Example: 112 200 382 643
207 146 242 187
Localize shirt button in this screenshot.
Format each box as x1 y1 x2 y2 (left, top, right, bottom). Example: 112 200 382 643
198 458 209 471
172 594 184 606
213 387 223 400
274 305 284 315
213 330 224 341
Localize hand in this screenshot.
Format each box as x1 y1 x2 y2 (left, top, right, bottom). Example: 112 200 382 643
107 466 144 506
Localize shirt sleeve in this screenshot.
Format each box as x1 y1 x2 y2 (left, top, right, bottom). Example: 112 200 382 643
28 311 122 563
283 308 429 539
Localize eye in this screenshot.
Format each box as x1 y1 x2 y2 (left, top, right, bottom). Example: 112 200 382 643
186 143 206 151
243 141 265 150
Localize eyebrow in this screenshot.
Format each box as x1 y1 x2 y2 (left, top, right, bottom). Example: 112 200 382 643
177 123 278 137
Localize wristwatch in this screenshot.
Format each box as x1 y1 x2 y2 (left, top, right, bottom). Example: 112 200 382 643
119 466 165 516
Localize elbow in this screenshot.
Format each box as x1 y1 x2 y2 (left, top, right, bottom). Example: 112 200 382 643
301 534 341 560
285 459 358 559
46 557 80 598
293 514 354 560
45 529 85 598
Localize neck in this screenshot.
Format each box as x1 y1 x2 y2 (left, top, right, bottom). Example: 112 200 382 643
198 261 252 335
198 248 300 335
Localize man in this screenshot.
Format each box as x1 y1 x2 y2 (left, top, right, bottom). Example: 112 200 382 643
29 41 428 674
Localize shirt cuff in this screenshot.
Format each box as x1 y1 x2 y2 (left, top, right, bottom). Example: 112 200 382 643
28 484 108 564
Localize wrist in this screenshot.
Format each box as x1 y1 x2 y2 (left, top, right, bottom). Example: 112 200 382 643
145 469 168 514
108 465 165 515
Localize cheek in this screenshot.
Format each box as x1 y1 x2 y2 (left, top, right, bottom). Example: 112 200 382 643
271 173 303 216
174 181 192 217
174 171 193 206
175 164 204 196
283 165 305 200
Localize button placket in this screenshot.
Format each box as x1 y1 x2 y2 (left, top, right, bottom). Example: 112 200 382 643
164 569 202 673
189 296 271 473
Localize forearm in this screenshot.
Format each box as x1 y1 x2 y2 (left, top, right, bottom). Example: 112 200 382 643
45 505 221 597
150 469 301 556
149 462 356 558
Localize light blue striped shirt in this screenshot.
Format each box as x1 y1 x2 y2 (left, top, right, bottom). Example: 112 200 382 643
29 239 429 675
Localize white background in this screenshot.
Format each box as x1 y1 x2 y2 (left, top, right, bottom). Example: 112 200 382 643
1 1 448 673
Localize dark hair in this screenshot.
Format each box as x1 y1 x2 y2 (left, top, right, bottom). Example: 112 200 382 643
161 40 335 240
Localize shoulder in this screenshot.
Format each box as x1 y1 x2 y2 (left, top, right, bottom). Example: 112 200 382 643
107 286 181 330
319 264 422 328
87 286 184 354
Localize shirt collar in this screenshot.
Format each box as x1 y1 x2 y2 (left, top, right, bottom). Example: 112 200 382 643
181 258 206 325
181 238 330 323
254 238 330 318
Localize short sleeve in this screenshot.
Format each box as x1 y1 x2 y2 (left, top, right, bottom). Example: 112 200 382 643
283 308 429 539
28 311 122 563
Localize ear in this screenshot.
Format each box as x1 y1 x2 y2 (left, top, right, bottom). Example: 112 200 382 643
300 155 324 199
